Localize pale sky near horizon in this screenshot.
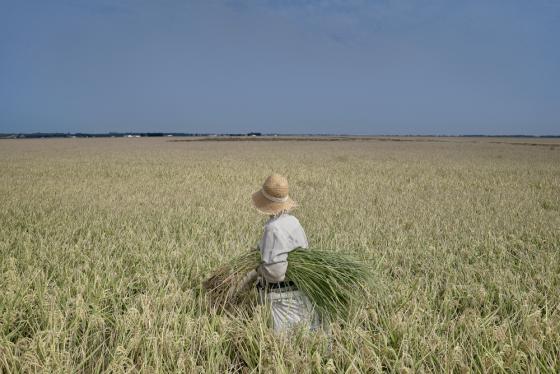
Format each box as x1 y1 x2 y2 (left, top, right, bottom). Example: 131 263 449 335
1 0 559 135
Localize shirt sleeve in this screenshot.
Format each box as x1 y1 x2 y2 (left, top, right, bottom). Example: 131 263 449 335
258 226 289 283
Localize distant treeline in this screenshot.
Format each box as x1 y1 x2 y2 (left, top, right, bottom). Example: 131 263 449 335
0 132 263 139
0 132 559 139
459 134 560 138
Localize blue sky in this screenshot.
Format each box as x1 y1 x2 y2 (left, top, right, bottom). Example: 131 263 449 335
1 0 559 135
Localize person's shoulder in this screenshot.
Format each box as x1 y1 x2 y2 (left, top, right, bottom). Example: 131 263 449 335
267 214 301 229
263 218 282 233
288 214 302 224
284 213 302 225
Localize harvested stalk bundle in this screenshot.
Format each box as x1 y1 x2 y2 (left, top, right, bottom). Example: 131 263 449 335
202 250 260 310
285 249 371 318
203 249 371 319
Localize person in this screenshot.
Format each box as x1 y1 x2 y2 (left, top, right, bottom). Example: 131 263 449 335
236 173 322 332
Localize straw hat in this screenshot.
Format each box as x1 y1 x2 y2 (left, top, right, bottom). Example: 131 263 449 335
252 174 297 215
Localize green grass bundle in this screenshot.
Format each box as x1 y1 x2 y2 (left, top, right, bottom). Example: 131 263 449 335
203 249 371 319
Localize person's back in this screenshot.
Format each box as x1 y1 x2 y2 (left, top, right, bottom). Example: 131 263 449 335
258 213 308 283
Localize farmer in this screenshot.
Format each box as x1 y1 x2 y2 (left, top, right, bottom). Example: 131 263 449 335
235 173 322 332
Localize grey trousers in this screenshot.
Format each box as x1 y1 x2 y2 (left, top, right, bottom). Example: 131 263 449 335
258 285 322 332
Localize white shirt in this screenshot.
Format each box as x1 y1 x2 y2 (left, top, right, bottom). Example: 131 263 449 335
258 213 309 283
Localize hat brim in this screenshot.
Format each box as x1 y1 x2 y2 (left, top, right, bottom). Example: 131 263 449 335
251 190 297 215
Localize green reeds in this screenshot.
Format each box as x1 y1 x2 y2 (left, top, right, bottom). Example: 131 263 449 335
203 249 371 319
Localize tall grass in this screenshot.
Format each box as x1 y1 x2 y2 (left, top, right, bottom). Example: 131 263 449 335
204 249 372 319
0 137 559 372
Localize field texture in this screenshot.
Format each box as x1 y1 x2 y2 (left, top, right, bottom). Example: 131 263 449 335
1 138 559 373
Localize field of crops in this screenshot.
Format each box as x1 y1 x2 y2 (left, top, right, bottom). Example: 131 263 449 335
1 137 559 372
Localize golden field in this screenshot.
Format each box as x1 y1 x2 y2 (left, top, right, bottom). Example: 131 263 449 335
0 137 559 372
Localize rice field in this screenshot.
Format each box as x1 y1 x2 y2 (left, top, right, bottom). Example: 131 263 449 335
1 137 559 373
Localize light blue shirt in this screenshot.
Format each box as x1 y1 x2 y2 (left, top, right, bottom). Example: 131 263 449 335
258 213 309 282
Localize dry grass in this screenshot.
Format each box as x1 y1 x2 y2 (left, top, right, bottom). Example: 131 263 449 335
1 137 559 372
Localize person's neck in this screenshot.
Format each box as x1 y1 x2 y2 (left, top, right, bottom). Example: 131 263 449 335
268 212 287 221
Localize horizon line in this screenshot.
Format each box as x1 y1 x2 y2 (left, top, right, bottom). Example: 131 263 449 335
1 132 560 139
